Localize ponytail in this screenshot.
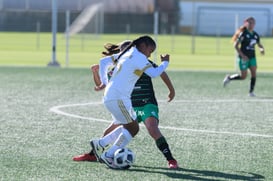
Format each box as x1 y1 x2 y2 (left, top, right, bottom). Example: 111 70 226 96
102 43 120 56
114 42 134 63
231 26 247 42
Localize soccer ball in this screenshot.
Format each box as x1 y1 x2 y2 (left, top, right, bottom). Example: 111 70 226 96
113 148 135 169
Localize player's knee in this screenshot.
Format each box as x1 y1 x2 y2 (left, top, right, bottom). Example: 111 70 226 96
241 75 247 80
125 121 139 137
132 123 139 136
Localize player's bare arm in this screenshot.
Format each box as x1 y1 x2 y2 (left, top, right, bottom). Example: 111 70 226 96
160 72 175 102
91 64 102 87
258 43 265 55
234 41 248 61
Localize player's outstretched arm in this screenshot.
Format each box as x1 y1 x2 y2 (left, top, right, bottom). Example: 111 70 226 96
160 72 175 102
144 54 170 78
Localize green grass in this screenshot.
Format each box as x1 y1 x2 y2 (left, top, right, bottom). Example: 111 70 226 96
0 32 273 71
0 32 272 180
0 67 273 180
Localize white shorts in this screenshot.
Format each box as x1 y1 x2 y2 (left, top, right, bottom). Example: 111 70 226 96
103 99 137 125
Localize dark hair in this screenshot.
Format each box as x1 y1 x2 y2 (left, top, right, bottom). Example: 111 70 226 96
119 40 131 51
102 40 132 56
115 35 156 62
102 43 120 56
231 17 255 42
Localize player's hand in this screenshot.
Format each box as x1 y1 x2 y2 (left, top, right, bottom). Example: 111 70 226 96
94 84 106 91
241 54 249 61
260 48 265 55
91 64 99 72
167 90 175 102
160 54 170 62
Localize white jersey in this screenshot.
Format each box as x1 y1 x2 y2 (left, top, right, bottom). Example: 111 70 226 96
99 47 169 102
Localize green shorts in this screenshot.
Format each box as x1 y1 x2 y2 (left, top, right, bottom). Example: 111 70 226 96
134 104 159 123
238 57 257 71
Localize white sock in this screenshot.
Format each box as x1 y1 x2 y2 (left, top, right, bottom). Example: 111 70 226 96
106 127 132 157
99 126 123 147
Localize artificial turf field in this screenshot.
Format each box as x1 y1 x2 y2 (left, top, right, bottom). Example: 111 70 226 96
1 67 273 180
0 33 273 180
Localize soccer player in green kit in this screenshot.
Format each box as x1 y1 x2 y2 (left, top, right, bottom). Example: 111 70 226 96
223 17 265 97
73 40 178 169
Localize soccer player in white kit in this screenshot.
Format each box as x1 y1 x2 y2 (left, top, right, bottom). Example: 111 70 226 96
90 35 170 169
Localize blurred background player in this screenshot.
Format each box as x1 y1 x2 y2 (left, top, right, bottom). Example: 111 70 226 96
73 37 178 169
223 16 265 97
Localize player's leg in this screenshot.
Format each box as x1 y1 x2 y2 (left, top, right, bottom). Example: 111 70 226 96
99 121 138 169
144 117 161 140
249 66 257 96
223 58 248 87
72 123 120 162
144 117 178 168
93 99 139 168
73 64 105 161
101 113 139 158
91 123 121 151
91 125 124 161
140 104 178 168
248 58 257 96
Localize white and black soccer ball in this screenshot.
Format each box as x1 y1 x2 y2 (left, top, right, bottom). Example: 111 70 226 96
113 148 135 169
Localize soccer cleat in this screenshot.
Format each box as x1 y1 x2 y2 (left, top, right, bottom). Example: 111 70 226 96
100 152 118 169
223 75 231 87
168 159 179 169
249 92 256 97
90 139 104 160
72 153 97 162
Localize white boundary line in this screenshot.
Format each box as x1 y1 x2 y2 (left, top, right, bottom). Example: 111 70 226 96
171 99 273 103
49 100 273 139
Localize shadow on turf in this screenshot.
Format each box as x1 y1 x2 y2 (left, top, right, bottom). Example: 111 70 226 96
129 165 265 181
